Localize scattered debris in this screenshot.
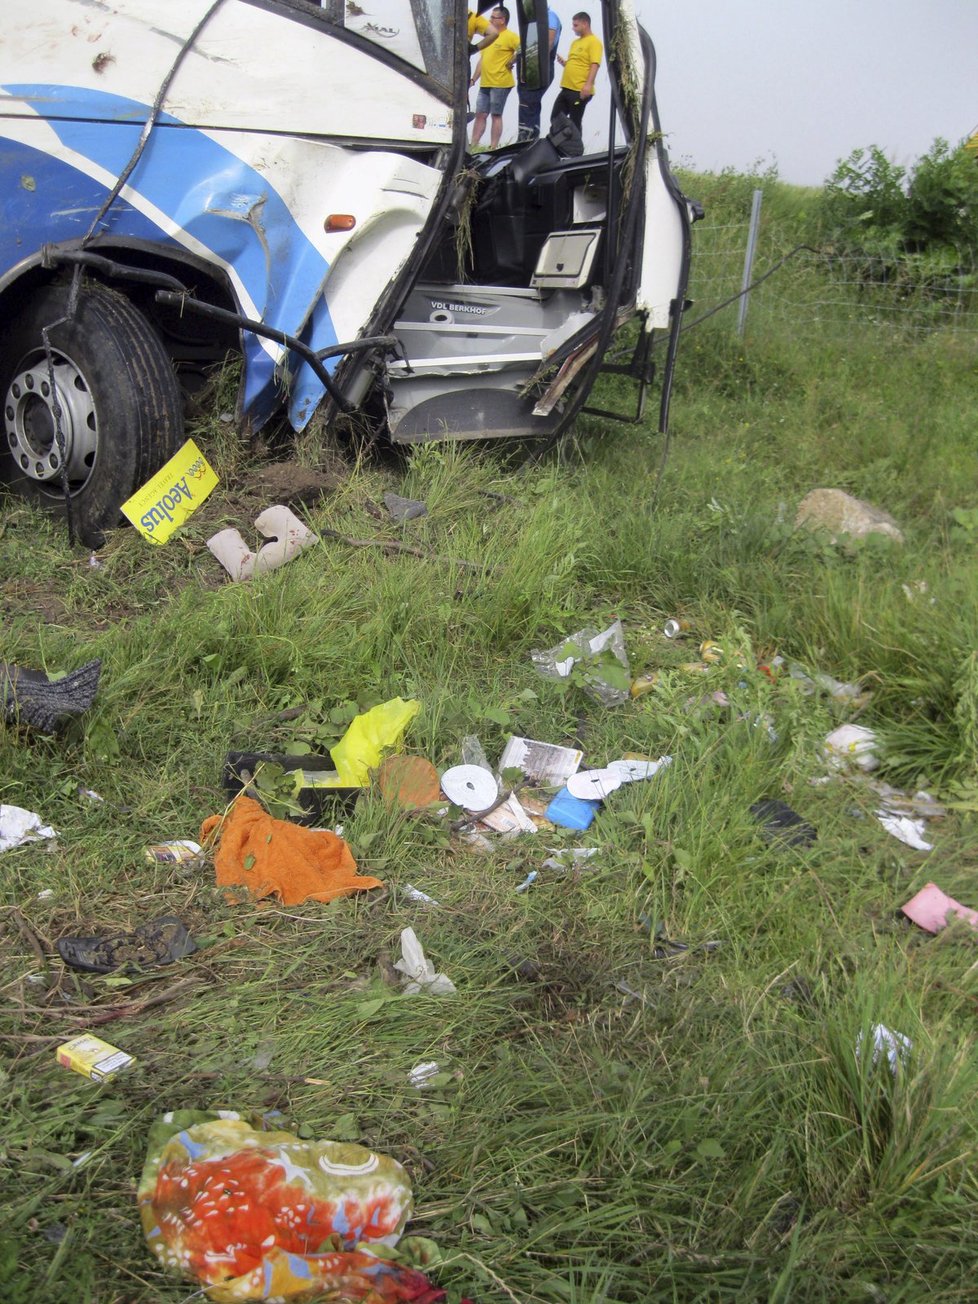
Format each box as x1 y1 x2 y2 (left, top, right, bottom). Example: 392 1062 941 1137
823 724 879 772
795 488 905 544
402 883 442 907
515 870 538 892
0 804 56 853
383 491 428 522
121 438 218 544
531 619 631 706
856 1023 912 1076
1 658 101 733
408 1060 442 1088
540 847 600 872
330 697 421 787
545 787 601 830
629 673 659 698
876 811 933 851
497 736 582 786
394 927 456 994
567 767 624 800
57 916 196 974
200 795 382 906
57 1033 135 1083
872 785 945 820
750 799 817 847
138 1111 462 1300
378 755 442 809
643 921 724 959
144 840 202 865
786 661 872 707
479 792 537 836
901 882 978 935
207 504 319 580
440 763 499 811
460 733 493 770
663 618 689 639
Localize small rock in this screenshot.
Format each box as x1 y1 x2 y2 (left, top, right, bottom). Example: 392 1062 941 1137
795 489 904 544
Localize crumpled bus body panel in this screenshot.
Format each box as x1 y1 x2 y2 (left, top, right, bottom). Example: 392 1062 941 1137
0 0 449 430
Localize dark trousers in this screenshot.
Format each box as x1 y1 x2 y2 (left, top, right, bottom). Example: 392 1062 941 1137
551 86 587 131
517 87 545 141
517 56 558 142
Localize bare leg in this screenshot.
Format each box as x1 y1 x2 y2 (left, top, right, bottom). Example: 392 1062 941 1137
489 113 503 149
471 111 488 147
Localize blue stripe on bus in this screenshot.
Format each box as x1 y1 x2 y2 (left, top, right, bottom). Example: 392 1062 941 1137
2 85 340 427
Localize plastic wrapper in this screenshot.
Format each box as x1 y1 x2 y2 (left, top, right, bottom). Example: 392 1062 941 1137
531 619 631 707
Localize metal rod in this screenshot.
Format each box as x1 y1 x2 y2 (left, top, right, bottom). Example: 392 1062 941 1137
737 188 764 337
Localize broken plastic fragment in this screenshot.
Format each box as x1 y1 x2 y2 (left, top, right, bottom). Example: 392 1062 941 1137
901 882 978 935
207 504 319 581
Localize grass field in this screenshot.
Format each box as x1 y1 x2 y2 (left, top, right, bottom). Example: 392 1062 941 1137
2 175 978 1302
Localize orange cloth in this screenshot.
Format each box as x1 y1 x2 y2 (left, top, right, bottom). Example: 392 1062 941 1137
200 796 383 906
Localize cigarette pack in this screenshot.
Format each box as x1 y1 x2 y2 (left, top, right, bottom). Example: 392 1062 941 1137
56 1034 135 1082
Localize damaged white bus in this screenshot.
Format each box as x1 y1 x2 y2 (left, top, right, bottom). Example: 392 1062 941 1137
0 0 693 544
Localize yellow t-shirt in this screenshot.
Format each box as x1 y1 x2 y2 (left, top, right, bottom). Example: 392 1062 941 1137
467 12 490 40
560 33 603 92
480 27 520 88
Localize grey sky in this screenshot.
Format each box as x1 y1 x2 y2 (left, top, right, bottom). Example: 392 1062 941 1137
637 0 978 186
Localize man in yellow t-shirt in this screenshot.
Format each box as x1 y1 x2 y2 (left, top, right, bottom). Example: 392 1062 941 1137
467 8 498 53
551 11 603 132
470 6 520 149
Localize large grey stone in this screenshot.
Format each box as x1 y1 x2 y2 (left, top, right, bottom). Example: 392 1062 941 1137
795 489 904 544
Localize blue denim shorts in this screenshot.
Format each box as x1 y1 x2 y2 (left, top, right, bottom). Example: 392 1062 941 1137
476 86 511 116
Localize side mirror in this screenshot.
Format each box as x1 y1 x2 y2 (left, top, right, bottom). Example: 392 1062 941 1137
516 0 554 91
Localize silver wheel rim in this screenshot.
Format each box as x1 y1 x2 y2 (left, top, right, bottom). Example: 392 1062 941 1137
4 348 99 492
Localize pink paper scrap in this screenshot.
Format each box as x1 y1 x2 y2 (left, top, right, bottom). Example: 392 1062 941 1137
901 882 978 935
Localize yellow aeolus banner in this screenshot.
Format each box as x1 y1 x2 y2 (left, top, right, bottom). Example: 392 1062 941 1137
121 439 218 544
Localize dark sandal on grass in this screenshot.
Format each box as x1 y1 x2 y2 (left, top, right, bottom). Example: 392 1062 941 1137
57 915 196 974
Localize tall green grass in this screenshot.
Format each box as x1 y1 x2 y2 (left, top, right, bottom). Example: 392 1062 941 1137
2 169 978 1302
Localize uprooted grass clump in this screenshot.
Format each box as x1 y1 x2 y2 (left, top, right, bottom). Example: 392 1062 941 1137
3 235 978 1300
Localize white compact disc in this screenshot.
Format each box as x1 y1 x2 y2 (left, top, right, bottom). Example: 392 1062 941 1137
605 761 659 777
440 764 499 812
566 768 624 800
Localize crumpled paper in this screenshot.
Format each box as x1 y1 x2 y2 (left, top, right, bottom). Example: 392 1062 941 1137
876 811 933 851
0 804 56 854
394 928 456 995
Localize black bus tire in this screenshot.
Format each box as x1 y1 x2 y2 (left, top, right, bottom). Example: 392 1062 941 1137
1 281 184 548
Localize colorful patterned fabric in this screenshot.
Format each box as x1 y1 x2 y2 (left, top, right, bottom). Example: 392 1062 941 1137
138 1112 461 1302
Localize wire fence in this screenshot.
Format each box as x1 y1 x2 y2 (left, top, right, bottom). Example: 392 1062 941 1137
687 207 978 340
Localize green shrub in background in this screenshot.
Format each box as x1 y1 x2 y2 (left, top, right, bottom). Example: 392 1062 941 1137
817 137 978 307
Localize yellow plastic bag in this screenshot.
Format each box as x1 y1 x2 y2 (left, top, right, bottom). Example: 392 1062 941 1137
329 697 421 787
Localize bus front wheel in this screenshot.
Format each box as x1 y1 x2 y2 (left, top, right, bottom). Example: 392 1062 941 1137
0 281 184 547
